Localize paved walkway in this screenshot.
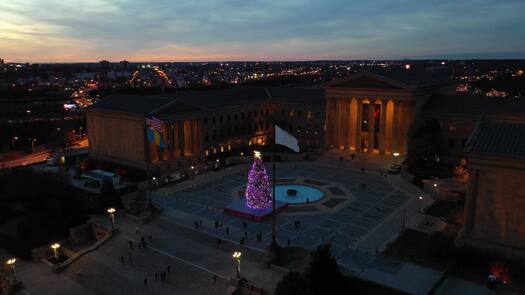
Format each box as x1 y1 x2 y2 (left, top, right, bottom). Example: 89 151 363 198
0 249 95 295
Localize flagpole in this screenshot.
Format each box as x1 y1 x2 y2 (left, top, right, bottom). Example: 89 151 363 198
271 123 279 250
144 117 153 210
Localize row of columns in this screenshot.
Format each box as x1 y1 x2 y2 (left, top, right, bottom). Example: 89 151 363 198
327 97 402 154
152 119 200 162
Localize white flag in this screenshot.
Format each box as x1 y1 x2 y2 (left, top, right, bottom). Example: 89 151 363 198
275 125 300 152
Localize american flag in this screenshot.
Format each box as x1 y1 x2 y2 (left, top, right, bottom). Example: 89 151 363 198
146 116 164 133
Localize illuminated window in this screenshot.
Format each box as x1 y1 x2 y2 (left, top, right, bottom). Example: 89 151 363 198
220 146 224 152
307 110 312 119
289 110 295 117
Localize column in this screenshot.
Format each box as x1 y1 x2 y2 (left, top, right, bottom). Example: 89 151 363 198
355 99 362 152
189 119 195 154
379 100 387 154
391 101 400 154
178 120 185 156
340 98 349 150
344 99 351 150
192 119 200 154
173 121 179 157
184 120 192 155
349 99 358 151
368 102 375 153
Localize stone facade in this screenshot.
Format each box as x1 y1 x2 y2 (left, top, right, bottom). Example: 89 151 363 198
324 71 453 156
86 87 325 174
461 154 525 254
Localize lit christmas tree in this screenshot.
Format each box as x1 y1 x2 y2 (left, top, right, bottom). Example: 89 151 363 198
245 151 272 210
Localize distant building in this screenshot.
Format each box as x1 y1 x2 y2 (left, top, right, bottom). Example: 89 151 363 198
422 94 525 164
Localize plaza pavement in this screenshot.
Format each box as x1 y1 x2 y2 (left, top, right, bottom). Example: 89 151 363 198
152 157 433 275
2 214 285 295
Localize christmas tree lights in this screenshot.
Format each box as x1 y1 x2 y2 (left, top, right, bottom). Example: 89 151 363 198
245 151 272 210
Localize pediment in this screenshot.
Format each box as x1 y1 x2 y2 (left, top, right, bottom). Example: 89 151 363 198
325 72 406 90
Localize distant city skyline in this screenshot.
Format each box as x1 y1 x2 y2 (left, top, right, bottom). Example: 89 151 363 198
1 0 524 63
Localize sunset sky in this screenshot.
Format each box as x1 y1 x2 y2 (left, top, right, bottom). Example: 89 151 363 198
1 0 524 63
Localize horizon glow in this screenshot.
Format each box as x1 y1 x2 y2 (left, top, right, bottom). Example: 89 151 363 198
1 0 524 63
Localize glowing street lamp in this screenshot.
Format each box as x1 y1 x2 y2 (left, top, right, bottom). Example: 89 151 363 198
232 251 242 278
6 258 16 282
11 136 18 151
418 196 423 213
107 208 116 228
51 243 61 259
254 150 261 158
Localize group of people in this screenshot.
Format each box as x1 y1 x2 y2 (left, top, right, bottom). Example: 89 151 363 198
144 265 171 286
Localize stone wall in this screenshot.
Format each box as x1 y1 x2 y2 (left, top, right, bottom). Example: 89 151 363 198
471 166 525 248
87 109 146 168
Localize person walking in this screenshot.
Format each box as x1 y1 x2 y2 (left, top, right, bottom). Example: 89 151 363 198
129 240 133 249
149 235 152 243
226 227 230 235
120 256 124 263
213 274 217 283
135 225 139 234
167 264 170 273
155 272 158 281
144 277 148 286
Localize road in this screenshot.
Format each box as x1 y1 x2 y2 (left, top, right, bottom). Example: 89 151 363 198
0 139 89 169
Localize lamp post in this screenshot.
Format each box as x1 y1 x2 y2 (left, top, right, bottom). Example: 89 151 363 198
418 196 423 213
393 152 400 165
6 258 16 282
232 251 242 278
190 165 195 179
51 243 60 259
29 138 36 153
107 208 116 228
11 137 18 151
